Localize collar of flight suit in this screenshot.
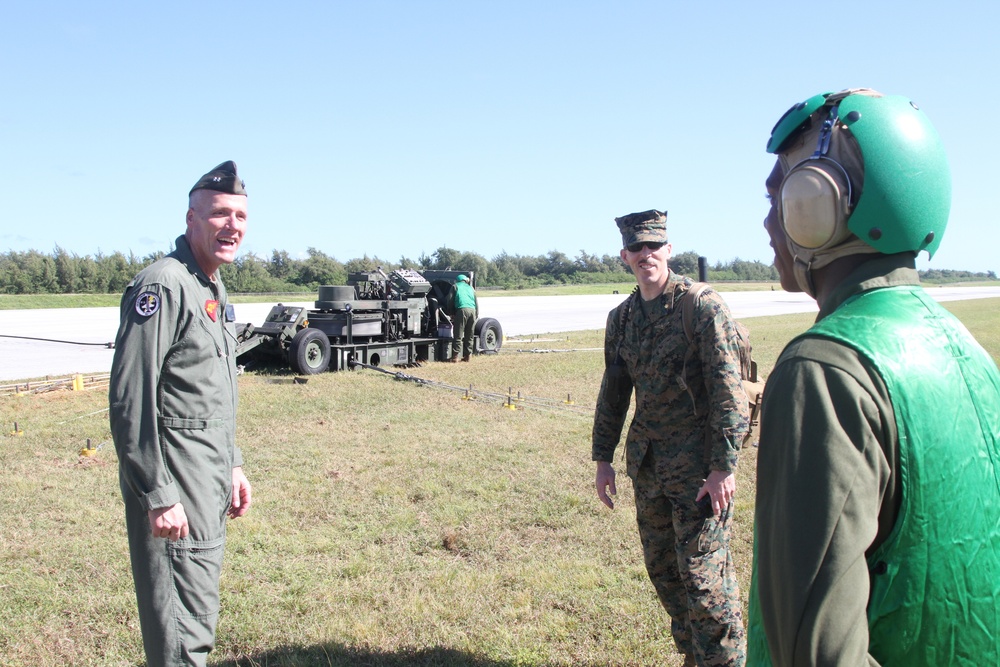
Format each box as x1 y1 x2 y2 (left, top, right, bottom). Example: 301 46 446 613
817 253 920 321
171 234 218 288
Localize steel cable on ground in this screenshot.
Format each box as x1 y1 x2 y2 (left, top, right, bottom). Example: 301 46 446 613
57 407 111 424
506 347 603 354
0 334 114 347
350 360 595 418
466 386 594 417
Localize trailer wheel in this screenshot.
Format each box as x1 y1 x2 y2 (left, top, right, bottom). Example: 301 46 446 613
290 328 331 374
474 317 503 354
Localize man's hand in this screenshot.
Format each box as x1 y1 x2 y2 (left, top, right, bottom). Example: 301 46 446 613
695 469 736 517
228 466 252 519
148 504 189 541
595 461 617 510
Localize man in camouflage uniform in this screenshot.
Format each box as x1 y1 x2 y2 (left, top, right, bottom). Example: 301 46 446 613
109 161 252 666
593 210 750 667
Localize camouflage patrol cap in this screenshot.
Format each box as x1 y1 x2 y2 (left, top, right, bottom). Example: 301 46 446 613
189 161 247 196
615 209 667 247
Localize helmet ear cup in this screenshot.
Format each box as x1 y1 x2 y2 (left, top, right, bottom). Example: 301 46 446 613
779 161 851 250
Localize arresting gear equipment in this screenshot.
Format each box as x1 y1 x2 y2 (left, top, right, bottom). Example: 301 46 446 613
351 360 594 419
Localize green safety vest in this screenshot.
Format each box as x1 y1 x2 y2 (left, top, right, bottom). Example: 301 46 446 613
748 286 1000 666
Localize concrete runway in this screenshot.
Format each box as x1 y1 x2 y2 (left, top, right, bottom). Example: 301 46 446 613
2 285 998 382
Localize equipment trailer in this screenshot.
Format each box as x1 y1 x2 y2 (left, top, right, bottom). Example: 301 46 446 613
234 268 503 375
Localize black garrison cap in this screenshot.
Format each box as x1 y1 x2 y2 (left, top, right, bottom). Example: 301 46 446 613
189 161 247 196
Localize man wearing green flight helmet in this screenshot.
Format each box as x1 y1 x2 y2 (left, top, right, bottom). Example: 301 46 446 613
748 89 1000 665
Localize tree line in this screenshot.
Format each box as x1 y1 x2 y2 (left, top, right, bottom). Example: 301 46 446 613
0 246 993 295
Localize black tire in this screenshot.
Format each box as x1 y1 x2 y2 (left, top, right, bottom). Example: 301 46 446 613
473 317 503 354
289 328 331 374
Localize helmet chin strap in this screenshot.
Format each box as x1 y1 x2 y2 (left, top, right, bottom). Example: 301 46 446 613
789 237 880 297
791 253 816 298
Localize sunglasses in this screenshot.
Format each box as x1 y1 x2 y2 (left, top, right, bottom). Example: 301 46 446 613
626 241 665 253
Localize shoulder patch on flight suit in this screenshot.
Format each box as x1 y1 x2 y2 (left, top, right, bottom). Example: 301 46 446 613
135 292 160 317
205 300 219 322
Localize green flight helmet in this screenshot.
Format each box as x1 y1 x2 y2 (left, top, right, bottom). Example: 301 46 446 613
766 92 831 154
768 91 951 258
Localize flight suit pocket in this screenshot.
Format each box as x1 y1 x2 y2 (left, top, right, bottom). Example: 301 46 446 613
160 416 225 430
158 417 231 540
169 537 224 620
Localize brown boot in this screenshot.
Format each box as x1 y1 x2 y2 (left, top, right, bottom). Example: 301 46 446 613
461 355 471 362
448 357 459 363
682 654 697 667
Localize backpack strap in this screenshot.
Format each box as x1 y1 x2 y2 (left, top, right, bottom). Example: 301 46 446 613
619 287 637 330
679 282 710 415
682 282 710 345
600 289 638 416
613 287 638 364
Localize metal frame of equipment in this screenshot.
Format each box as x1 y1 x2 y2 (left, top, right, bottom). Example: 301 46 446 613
235 268 503 375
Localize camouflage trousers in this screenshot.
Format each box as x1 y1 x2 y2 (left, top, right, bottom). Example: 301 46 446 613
634 461 746 667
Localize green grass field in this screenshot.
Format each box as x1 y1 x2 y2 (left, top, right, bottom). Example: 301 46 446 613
1 299 996 666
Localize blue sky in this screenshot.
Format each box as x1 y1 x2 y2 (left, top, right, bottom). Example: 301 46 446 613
2 1 997 273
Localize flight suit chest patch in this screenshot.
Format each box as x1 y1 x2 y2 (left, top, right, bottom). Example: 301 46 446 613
205 300 219 322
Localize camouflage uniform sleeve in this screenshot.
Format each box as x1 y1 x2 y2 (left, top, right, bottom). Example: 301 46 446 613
592 305 633 462
108 282 182 510
694 289 749 472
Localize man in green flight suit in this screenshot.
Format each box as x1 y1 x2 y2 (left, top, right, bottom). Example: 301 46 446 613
748 89 1000 666
109 161 253 666
593 210 750 667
